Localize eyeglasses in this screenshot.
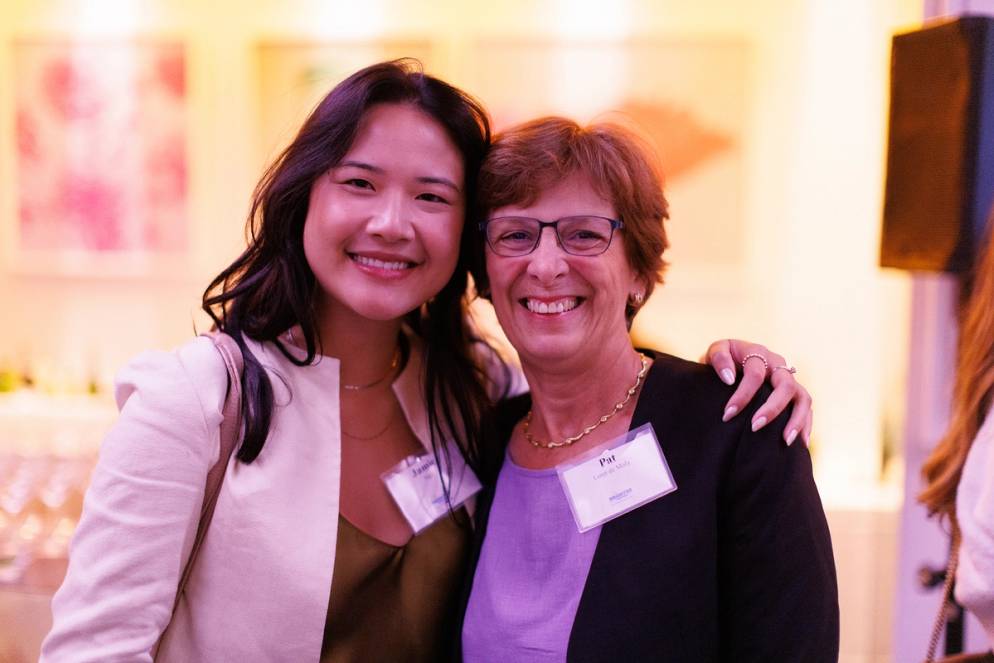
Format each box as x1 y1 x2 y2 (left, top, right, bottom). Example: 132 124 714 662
479 215 624 257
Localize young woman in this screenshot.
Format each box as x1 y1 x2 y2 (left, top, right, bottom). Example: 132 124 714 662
41 61 813 662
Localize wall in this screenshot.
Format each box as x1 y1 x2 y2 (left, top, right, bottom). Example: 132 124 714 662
0 0 921 497
0 1 924 661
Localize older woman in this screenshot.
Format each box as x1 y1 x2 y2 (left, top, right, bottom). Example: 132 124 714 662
458 117 839 662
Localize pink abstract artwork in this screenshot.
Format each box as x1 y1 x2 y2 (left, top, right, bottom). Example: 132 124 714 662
14 40 188 255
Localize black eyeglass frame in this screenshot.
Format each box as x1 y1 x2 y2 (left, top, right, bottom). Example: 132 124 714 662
478 215 625 257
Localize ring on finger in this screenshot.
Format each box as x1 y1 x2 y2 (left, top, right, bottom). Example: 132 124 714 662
773 364 797 375
741 352 768 372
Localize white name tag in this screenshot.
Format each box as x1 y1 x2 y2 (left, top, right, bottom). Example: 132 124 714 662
381 445 482 534
557 423 677 532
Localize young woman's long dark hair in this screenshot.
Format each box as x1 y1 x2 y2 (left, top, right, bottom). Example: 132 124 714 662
202 59 505 476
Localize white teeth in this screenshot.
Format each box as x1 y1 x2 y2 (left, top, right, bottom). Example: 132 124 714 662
525 298 579 314
353 255 411 271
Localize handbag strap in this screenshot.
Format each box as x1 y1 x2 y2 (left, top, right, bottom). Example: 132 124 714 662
926 528 962 663
172 331 244 606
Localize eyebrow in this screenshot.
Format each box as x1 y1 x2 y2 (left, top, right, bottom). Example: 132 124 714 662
338 160 462 194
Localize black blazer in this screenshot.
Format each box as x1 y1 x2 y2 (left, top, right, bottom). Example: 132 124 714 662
455 351 839 662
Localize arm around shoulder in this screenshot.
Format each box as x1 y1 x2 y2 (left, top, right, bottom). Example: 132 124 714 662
41 337 228 663
718 406 840 662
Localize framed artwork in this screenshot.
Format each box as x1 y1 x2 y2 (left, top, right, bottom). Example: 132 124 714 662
466 39 749 275
12 39 189 276
255 41 433 164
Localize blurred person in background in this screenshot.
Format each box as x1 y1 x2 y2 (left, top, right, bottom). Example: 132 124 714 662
920 212 994 662
40 60 813 662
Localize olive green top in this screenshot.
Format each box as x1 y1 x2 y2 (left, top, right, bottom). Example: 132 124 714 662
320 512 470 662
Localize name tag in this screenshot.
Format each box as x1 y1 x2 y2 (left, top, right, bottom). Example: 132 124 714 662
557 423 677 532
381 445 482 534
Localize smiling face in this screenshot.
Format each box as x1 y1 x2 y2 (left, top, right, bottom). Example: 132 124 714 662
303 103 465 324
485 171 643 369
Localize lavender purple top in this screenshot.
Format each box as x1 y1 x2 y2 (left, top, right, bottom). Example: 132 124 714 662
461 451 602 662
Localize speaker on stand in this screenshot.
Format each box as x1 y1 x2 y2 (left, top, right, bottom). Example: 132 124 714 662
881 16 994 275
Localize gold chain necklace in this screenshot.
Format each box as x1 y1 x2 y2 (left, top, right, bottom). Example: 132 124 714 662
341 348 399 391
341 406 396 440
523 353 651 450
339 347 400 438
285 328 399 391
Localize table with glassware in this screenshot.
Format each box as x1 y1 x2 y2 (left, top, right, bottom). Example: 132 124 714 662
0 390 113 662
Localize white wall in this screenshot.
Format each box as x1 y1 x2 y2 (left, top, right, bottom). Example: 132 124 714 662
0 2 927 661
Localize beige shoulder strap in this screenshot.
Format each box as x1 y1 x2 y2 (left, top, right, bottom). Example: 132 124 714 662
157 331 244 654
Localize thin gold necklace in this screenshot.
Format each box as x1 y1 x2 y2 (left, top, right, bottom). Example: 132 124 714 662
285 328 399 391
341 348 400 391
523 353 650 450
341 406 396 440
339 346 400 438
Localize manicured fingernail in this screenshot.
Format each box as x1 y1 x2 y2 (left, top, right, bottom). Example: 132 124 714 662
751 416 767 432
720 369 735 385
786 428 798 446
722 405 738 422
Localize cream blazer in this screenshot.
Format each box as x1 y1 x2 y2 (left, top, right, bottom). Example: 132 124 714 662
40 334 454 662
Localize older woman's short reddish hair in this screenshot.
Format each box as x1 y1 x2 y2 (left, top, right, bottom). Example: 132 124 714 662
471 116 669 321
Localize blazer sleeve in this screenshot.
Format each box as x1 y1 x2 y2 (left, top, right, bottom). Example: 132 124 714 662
40 337 228 663
717 408 840 662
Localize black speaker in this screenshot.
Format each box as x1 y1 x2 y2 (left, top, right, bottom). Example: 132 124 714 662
881 16 994 272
